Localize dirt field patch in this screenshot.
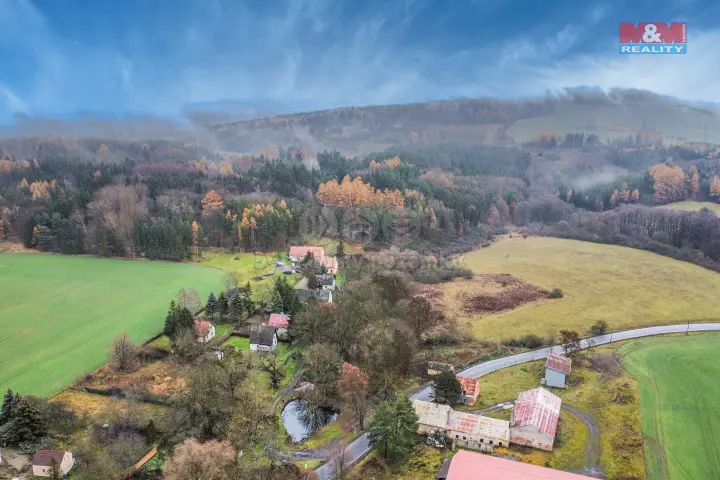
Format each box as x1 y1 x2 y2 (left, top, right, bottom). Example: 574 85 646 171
51 390 166 418
80 360 188 398
588 354 624 380
456 274 551 315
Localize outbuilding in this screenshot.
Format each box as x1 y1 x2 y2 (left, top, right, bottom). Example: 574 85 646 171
32 450 74 478
249 325 278 352
268 313 291 337
195 320 215 343
544 353 572 388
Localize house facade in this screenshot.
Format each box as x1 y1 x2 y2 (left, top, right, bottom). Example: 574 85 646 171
195 320 215 343
32 451 74 477
412 400 509 451
447 410 510 449
457 376 480 405
316 274 337 291
288 246 339 274
510 387 562 451
268 313 290 337
249 326 278 352
544 353 572 388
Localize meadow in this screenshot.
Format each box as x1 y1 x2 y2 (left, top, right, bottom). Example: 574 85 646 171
620 334 720 480
0 254 224 397
451 237 720 341
664 200 720 215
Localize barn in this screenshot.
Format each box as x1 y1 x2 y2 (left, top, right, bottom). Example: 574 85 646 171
509 387 562 451
446 410 510 449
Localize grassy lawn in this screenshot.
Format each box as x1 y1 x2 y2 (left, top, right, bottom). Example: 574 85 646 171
468 340 646 479
664 200 720 214
0 254 224 397
223 337 298 390
454 237 720 341
620 333 720 480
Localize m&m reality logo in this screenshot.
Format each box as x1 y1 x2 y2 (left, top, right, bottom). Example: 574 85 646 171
619 22 687 54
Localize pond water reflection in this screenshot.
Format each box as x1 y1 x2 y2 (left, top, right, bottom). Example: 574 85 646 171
281 399 338 442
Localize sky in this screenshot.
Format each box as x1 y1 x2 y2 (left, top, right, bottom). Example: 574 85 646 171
0 0 719 124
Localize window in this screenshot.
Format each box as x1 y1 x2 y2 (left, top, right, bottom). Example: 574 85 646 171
456 434 459 439
480 439 483 443
463 436 466 440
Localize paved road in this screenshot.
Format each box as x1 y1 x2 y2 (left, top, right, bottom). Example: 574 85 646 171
562 404 602 478
314 323 720 480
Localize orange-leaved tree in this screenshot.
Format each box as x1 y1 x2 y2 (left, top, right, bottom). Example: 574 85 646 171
337 362 370 430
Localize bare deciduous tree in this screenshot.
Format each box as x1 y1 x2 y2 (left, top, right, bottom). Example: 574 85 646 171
163 438 235 480
110 333 137 371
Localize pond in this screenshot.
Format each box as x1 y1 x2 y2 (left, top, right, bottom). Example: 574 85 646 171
281 399 338 442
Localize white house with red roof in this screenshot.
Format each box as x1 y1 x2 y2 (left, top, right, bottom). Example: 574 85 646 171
268 313 290 337
195 320 215 343
288 246 339 274
289 246 325 263
437 449 597 480
510 387 562 451
544 353 572 388
456 375 480 406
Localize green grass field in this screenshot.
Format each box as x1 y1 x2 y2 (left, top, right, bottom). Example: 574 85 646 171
664 201 720 215
0 254 224 397
620 334 720 480
455 237 720 341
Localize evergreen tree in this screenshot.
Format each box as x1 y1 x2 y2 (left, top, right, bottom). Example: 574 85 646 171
243 291 255 316
2 398 47 445
163 300 178 340
320 264 328 275
230 294 244 318
302 251 314 264
0 389 16 425
217 292 229 321
336 241 346 259
271 289 285 313
367 396 419 466
176 307 195 333
145 419 158 445
205 292 217 319
431 371 464 405
307 273 318 290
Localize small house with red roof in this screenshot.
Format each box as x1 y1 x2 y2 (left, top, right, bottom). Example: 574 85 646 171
289 246 325 263
456 376 480 406
195 320 215 343
268 313 290 337
510 387 562 451
32 450 74 477
544 353 572 388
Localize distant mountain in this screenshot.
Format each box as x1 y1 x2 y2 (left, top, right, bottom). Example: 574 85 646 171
208 89 720 156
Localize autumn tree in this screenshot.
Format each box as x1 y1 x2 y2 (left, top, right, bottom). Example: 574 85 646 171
648 164 686 203
259 349 285 390
225 384 275 451
191 221 200 258
201 190 224 215
687 165 700 199
163 438 236 480
487 205 500 226
337 363 370 429
631 189 640 202
610 189 620 208
559 329 582 355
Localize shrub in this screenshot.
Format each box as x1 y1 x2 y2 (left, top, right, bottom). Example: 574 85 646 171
501 334 545 349
589 320 609 336
550 288 564 298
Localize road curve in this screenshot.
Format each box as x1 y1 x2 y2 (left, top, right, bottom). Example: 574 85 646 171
314 323 720 480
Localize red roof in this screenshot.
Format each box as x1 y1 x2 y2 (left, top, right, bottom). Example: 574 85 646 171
511 388 561 437
457 376 480 398
545 353 572 375
32 450 67 467
195 320 212 337
289 246 325 261
445 450 596 480
268 313 290 328
322 256 339 271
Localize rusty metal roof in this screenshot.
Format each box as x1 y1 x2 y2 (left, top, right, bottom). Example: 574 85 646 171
413 399 451 429
511 387 562 437
447 410 510 441
445 450 597 480
456 375 479 398
546 353 572 375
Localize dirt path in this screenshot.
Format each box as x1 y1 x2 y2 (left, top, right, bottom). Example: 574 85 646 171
562 404 603 478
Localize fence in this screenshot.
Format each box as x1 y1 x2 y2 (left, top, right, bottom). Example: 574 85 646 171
109 445 158 480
